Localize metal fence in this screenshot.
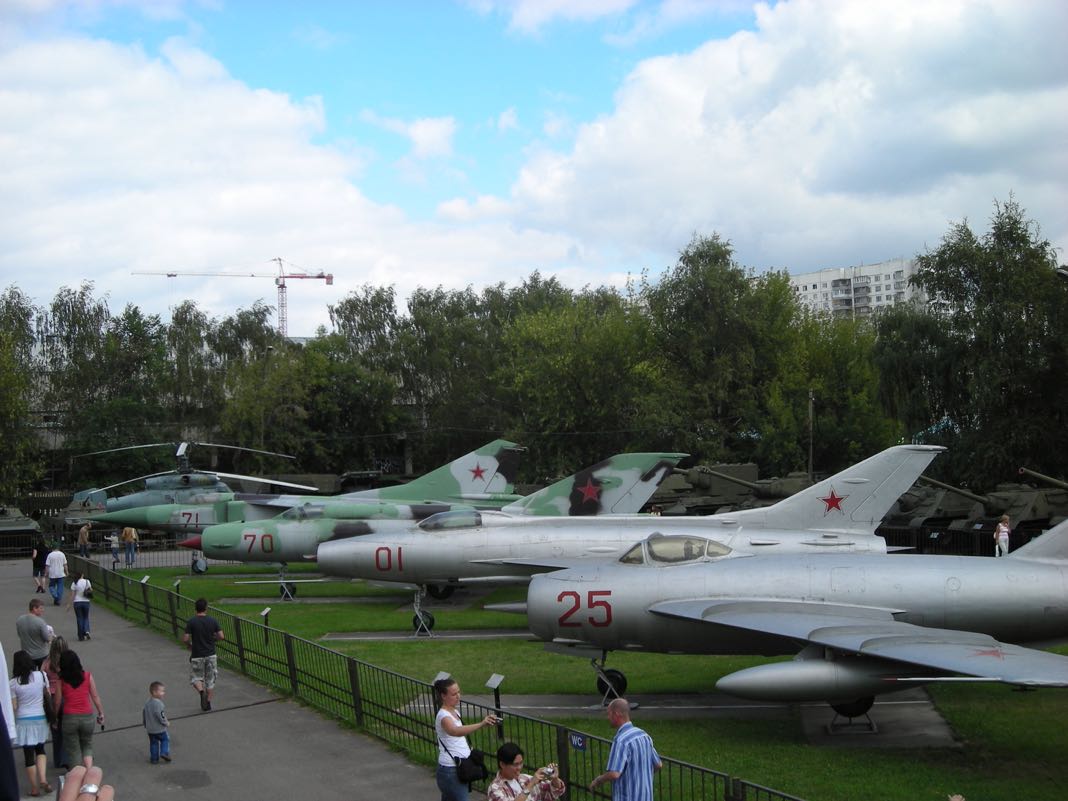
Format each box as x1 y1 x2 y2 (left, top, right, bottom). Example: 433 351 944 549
77 557 805 801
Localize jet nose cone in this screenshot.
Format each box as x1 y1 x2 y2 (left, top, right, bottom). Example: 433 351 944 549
179 535 202 550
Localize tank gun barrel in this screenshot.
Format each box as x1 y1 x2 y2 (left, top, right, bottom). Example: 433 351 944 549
917 475 989 505
1018 467 1068 491
676 467 761 492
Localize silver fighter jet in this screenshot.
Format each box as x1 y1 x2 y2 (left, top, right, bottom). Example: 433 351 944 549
524 513 1068 716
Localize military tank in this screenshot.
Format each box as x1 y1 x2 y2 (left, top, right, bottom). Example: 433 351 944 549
877 477 985 554
937 469 1068 556
644 464 814 515
0 505 42 558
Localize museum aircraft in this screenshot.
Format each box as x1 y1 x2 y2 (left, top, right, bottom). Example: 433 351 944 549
91 439 524 535
192 451 687 572
521 512 1068 716
314 444 943 605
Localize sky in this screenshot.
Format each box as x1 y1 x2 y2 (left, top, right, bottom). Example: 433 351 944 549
1 0 1066 337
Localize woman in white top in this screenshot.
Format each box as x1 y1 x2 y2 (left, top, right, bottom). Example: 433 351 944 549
433 677 499 801
994 514 1011 557
67 571 93 641
9 649 53 796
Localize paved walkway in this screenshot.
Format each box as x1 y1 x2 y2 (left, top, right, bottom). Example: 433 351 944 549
1 559 440 800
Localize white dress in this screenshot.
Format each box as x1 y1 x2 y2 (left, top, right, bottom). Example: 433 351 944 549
9 671 50 746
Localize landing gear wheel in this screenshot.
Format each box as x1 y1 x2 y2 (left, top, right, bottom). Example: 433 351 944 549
413 611 436 631
830 696 874 718
279 582 297 598
596 668 627 698
426 584 454 600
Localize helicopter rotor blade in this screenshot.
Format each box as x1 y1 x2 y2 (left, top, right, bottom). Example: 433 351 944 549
94 471 177 493
193 442 298 460
211 471 319 492
74 443 175 459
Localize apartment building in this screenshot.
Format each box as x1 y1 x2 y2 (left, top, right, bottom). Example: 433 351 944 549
787 257 925 317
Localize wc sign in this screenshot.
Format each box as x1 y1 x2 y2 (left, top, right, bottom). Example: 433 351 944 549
568 732 587 751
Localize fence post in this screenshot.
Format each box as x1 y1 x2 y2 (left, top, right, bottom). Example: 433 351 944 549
347 658 364 727
167 592 178 639
101 569 110 602
234 618 247 675
141 580 152 625
555 725 570 788
283 633 299 696
120 575 128 612
726 777 745 801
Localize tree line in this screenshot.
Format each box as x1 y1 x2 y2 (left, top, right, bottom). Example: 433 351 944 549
1 198 1065 499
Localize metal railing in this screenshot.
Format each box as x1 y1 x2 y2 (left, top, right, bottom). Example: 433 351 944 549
77 557 806 801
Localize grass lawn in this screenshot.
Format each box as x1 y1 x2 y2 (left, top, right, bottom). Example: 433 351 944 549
118 567 1068 801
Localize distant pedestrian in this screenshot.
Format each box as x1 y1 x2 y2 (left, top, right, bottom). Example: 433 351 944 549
589 698 661 801
142 681 171 764
66 570 94 641
9 650 53 796
108 534 120 570
183 598 224 711
77 524 91 559
31 535 49 594
121 527 138 568
54 651 105 770
994 514 1011 557
16 599 53 669
45 546 68 606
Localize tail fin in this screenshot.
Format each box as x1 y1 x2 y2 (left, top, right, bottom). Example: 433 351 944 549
351 440 523 506
502 452 687 516
1010 519 1068 563
728 445 944 533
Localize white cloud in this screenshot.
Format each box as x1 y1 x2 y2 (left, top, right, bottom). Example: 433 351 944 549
497 107 519 132
360 109 457 159
499 0 1068 271
0 34 578 335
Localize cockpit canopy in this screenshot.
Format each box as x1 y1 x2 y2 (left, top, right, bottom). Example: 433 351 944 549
619 533 732 565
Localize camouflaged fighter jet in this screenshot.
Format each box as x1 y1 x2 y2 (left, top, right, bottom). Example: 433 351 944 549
90 439 524 536
315 445 943 610
522 515 1068 719
194 452 687 573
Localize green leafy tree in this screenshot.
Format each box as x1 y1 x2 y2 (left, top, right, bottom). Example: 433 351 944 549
905 198 1068 486
0 287 42 497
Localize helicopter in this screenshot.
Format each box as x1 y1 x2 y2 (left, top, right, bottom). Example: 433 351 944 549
75 441 319 514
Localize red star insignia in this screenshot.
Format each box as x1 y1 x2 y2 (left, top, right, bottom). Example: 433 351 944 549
470 463 486 481
577 478 601 503
971 646 1007 660
820 488 847 514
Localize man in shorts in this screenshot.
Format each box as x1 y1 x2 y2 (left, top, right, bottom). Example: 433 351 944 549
182 598 224 711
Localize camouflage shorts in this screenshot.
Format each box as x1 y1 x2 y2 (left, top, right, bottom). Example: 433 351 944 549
189 655 218 689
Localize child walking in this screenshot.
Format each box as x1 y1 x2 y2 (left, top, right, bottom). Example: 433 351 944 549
142 681 171 764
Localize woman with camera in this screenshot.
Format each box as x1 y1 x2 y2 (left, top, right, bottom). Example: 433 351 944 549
486 742 565 801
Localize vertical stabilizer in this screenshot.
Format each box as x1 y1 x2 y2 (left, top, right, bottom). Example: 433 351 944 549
727 445 944 533
503 452 687 516
348 440 523 506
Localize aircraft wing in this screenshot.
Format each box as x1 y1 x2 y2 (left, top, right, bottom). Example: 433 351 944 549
468 556 583 573
649 599 1068 687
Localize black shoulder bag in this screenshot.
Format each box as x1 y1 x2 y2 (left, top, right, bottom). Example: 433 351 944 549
439 738 489 784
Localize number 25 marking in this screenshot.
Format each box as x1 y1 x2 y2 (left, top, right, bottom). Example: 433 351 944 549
557 590 612 627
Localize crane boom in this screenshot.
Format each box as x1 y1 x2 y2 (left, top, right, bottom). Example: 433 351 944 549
133 258 334 337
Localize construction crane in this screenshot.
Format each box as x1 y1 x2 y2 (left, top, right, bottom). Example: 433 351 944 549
133 258 334 338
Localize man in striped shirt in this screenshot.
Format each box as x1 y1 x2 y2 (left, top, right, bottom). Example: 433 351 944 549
589 698 661 800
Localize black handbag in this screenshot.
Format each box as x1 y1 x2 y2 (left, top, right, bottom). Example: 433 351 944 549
42 684 57 727
440 739 489 784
